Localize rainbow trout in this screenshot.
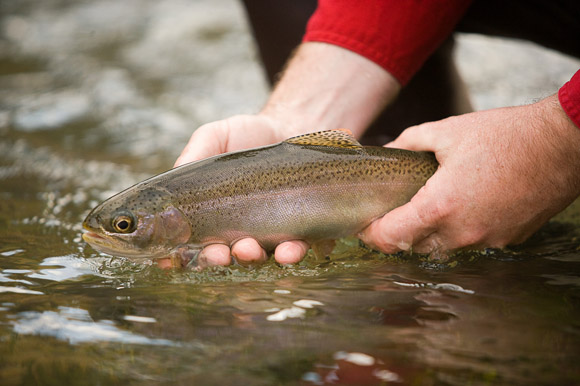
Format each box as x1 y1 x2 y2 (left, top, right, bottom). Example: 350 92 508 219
82 130 438 264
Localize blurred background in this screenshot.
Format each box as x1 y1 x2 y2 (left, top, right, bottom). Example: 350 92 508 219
1 1 580 385
1 0 578 177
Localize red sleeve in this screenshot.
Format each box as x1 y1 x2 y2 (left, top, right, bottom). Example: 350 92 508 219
558 69 580 129
303 0 472 85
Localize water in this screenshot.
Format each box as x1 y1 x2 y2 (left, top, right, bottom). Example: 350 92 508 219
1 1 580 385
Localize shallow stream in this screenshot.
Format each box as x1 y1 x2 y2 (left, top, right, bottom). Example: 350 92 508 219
1 1 580 385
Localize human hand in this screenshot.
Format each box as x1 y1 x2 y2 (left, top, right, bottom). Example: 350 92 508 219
175 42 398 167
359 94 580 257
173 114 311 268
172 42 400 268
174 114 291 167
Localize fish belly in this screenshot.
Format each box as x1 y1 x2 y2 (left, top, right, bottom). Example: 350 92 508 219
189 180 421 250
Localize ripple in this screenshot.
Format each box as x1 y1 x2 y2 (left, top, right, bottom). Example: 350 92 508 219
0 286 43 295
27 255 104 282
11 306 175 345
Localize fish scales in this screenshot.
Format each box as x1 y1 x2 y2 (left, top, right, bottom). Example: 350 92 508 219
162 144 433 249
82 130 438 262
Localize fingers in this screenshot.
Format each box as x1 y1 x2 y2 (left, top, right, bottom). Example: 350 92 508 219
231 238 268 264
197 244 232 267
385 120 450 153
174 114 286 167
359 205 444 255
174 122 229 167
195 239 267 268
359 204 428 254
359 185 440 254
156 257 176 269
195 238 310 268
366 120 454 255
274 240 310 265
386 124 432 151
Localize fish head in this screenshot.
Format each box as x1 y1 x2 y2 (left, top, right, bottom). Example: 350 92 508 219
82 186 191 260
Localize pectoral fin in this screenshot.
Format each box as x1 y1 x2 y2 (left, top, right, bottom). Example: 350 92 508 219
164 245 202 269
311 239 337 260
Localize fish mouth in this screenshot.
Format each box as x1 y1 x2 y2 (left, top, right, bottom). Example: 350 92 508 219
82 231 121 255
82 231 142 258
82 231 105 242
81 231 168 260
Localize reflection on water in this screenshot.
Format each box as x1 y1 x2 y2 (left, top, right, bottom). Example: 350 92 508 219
12 306 176 346
1 0 580 385
2 240 580 385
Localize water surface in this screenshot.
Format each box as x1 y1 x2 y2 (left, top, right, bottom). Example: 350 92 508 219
1 1 580 385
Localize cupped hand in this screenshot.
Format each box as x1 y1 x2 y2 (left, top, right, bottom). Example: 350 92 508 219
172 42 401 268
194 239 310 268
174 114 290 167
174 114 312 268
359 94 580 256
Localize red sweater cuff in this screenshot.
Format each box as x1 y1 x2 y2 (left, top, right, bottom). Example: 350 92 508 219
558 69 580 129
303 0 471 85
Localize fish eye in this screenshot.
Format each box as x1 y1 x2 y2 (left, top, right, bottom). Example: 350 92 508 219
112 213 135 233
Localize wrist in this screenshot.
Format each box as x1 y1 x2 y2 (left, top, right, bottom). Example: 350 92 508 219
544 93 580 149
537 94 580 193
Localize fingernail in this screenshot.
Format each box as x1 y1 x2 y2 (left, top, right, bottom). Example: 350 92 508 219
396 241 411 251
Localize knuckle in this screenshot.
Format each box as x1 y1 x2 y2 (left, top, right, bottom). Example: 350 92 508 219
374 240 398 254
459 227 488 247
363 231 403 254
415 191 451 227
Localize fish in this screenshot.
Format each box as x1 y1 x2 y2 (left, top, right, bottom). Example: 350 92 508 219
82 130 438 266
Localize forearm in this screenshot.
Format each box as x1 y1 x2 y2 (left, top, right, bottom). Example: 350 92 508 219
260 42 401 139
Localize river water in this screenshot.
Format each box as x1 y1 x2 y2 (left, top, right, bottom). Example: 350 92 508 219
1 1 580 385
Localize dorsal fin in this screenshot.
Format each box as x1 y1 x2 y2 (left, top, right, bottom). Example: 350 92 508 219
283 129 362 149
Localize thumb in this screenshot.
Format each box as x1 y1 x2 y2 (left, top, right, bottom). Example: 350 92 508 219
385 121 444 152
359 186 438 253
174 122 230 167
